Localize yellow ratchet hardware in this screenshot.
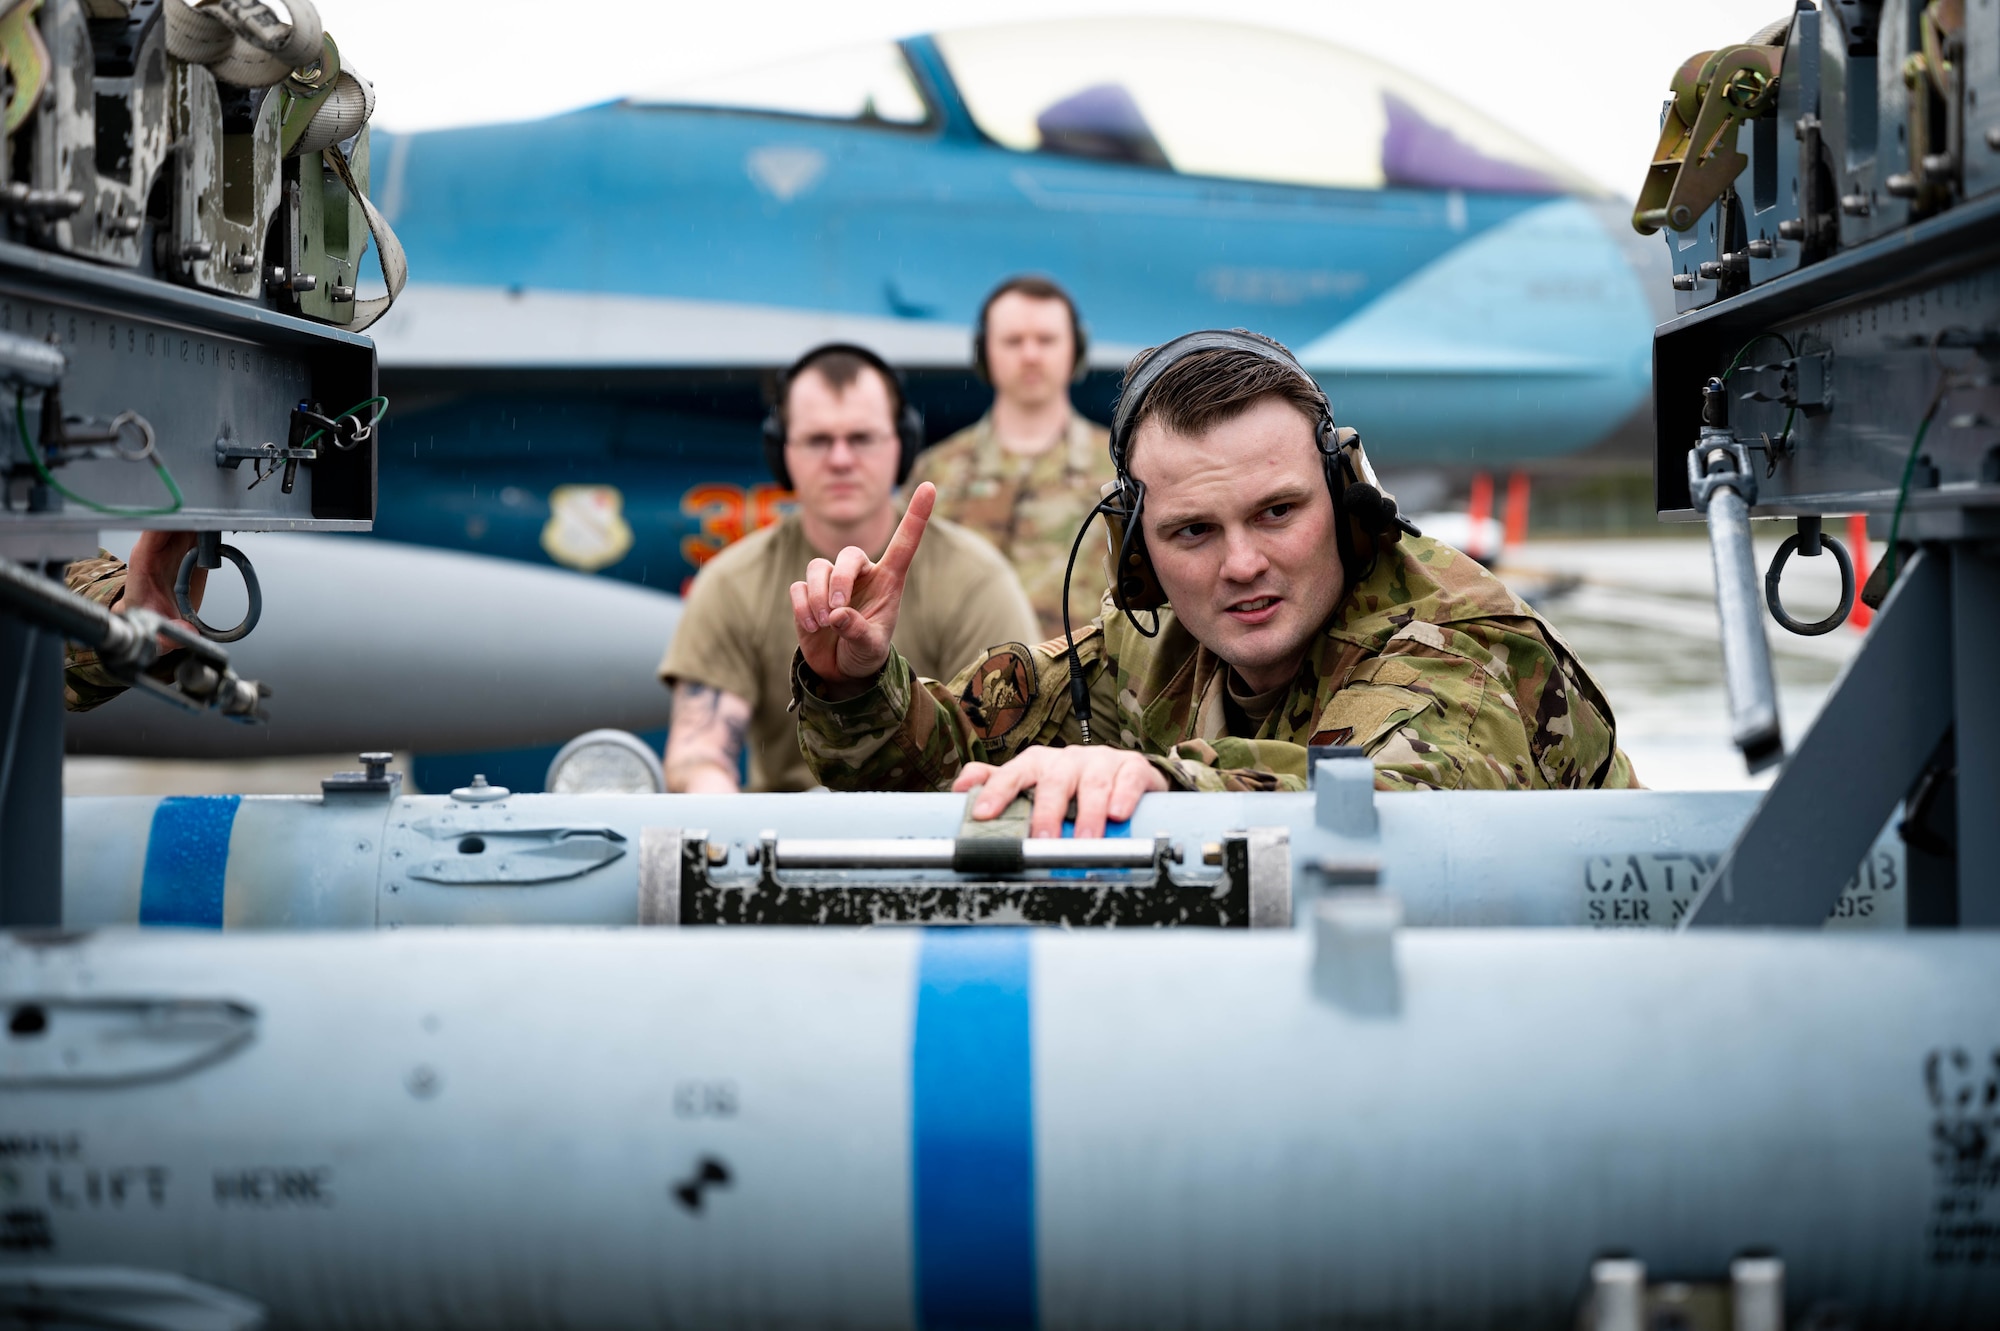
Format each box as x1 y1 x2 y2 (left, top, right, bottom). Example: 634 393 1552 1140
1633 41 1784 235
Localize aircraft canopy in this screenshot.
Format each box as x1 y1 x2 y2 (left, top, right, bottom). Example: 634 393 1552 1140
635 40 929 126
632 19 1596 197
936 18 1595 195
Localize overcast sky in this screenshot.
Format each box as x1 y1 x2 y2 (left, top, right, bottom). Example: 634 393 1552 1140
331 0 1787 197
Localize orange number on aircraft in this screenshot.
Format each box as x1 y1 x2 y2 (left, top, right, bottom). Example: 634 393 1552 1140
751 483 795 532
680 483 798 593
681 484 745 572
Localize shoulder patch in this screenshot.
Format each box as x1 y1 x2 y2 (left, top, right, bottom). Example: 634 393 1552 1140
959 642 1040 740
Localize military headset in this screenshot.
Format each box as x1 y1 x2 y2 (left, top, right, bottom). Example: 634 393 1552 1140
971 279 1090 384
1057 328 1418 742
761 343 925 489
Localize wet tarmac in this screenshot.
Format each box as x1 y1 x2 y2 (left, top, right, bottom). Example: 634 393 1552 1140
1505 535 1869 792
63 535 1873 798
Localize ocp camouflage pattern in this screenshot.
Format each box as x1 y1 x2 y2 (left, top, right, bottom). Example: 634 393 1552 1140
62 553 131 712
903 411 1116 642
796 533 1639 793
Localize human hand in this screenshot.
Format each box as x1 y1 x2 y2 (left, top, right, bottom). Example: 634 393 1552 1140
790 482 934 688
121 530 205 648
952 744 1169 838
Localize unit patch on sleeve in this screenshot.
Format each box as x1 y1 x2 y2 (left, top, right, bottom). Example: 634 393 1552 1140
959 643 1039 740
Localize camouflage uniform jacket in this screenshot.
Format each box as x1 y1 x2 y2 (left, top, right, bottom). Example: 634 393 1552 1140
62 553 135 712
903 410 1115 642
796 533 1639 793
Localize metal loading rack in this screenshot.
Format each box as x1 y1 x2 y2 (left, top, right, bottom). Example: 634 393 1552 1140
0 0 387 923
1639 0 1999 926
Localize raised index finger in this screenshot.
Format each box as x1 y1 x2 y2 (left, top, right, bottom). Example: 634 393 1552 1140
878 482 936 580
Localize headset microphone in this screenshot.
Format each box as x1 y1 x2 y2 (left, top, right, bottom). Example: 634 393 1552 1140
1058 493 1117 744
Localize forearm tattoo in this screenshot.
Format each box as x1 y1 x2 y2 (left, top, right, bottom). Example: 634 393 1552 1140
667 683 750 786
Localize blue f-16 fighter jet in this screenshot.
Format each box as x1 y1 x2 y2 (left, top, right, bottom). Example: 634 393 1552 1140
366 16 1664 593
65 18 1669 777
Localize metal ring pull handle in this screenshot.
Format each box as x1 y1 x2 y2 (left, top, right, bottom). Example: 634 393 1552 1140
175 543 264 643
109 410 157 462
1764 532 1856 636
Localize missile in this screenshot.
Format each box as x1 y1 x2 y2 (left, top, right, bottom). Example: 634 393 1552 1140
62 535 679 759
62 773 1906 931
3 923 1997 1328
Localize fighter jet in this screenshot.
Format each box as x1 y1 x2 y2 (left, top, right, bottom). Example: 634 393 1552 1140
67 18 1669 785
366 16 1666 596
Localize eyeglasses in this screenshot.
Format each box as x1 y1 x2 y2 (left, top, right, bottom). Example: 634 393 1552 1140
787 430 894 454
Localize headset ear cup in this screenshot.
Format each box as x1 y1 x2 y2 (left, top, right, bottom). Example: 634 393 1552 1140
1072 318 1090 383
762 411 792 490
972 321 989 383
897 405 924 485
1105 480 1167 613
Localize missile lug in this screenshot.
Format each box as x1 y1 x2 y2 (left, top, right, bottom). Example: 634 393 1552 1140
450 775 508 804
1312 890 1401 1016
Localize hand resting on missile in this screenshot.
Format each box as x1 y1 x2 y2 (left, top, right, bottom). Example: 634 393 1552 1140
953 745 1167 840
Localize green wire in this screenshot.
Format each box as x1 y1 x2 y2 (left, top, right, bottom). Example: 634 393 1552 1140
1720 332 1798 471
1883 405 1939 588
1773 404 1796 463
7 391 386 519
301 394 389 451
14 389 183 518
1720 330 1797 384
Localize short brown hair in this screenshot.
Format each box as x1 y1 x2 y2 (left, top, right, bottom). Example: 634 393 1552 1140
977 275 1084 364
1122 337 1325 443
781 347 900 426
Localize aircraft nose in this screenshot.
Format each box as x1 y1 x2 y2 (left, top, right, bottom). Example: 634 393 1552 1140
1291 195 1664 465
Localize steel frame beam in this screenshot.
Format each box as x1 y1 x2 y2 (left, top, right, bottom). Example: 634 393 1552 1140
1686 550 1955 927
1956 544 2000 924
0 593 65 926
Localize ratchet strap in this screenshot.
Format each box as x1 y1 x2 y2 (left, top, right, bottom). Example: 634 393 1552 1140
321 141 406 332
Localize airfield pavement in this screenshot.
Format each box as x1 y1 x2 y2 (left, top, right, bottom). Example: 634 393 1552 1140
1506 534 1873 792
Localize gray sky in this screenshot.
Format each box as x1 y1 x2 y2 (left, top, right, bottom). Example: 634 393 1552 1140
335 0 1788 198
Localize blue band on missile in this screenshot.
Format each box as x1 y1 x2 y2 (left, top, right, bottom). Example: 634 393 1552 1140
1054 816 1127 878
139 795 242 928
912 930 1038 1331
